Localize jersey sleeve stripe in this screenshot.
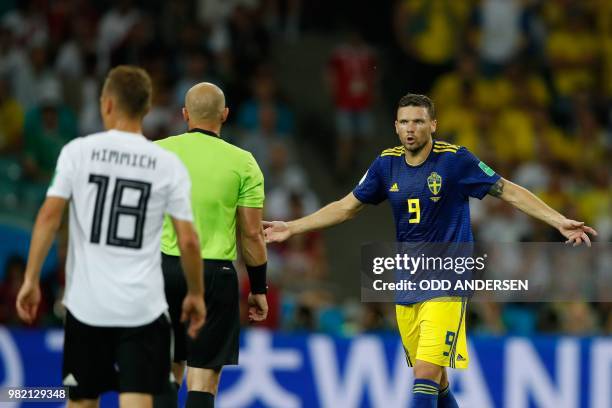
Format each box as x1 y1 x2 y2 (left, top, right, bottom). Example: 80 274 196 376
433 148 459 153
434 140 459 147
434 143 459 149
382 146 404 153
381 146 405 156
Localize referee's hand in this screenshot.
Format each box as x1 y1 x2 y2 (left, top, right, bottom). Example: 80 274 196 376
181 293 207 338
247 293 268 322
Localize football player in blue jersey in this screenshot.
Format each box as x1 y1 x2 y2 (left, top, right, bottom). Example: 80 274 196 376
263 94 596 408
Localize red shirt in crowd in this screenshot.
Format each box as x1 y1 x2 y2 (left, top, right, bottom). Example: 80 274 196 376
328 44 377 110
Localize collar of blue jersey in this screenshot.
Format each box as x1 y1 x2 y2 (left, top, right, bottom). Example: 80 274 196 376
189 128 219 138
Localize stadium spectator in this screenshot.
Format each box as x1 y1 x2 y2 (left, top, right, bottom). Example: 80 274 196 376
22 79 78 182
76 54 104 135
275 192 328 284
174 52 220 109
546 8 599 98
142 80 183 140
54 19 97 82
470 0 527 75
263 142 320 218
13 40 58 110
237 108 295 182
159 0 194 48
227 5 271 79
430 52 480 114
326 28 377 180
0 0 48 48
0 25 20 80
392 0 472 93
96 0 141 74
238 68 294 135
260 0 302 42
0 76 23 154
559 302 599 334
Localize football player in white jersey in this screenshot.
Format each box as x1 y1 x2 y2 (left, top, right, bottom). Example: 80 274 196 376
16 66 206 408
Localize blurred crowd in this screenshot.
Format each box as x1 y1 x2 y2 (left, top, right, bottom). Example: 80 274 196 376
0 0 609 336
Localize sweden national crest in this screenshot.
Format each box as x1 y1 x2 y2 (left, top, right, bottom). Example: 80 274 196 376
427 172 442 195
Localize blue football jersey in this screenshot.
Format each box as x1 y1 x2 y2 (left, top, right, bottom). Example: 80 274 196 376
353 140 500 243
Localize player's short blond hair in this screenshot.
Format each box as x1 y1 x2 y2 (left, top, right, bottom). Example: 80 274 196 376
103 65 152 119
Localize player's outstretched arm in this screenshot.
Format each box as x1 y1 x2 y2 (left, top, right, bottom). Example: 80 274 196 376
17 197 66 324
263 192 365 243
488 178 598 246
237 206 269 322
171 217 206 338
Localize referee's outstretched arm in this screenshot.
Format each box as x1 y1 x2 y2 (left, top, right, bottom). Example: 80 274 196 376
237 206 269 322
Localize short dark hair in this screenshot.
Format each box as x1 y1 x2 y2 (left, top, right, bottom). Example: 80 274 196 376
103 65 152 118
397 93 436 119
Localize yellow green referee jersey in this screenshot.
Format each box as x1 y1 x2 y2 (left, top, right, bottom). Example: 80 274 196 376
156 128 265 260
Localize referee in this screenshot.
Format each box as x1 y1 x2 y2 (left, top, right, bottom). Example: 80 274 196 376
154 83 268 408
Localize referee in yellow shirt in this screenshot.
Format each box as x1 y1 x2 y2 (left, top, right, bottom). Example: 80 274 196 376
154 83 268 408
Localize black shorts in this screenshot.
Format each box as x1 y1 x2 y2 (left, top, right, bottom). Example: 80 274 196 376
62 309 171 400
162 254 240 368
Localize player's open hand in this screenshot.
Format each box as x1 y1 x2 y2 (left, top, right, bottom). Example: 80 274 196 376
247 293 268 322
16 280 41 324
558 219 598 247
263 221 291 243
181 293 206 339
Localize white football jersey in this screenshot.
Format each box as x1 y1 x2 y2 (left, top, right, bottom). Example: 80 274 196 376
47 130 193 327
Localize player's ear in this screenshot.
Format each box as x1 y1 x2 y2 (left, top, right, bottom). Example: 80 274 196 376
221 107 229 123
182 107 189 122
430 119 437 133
104 96 113 116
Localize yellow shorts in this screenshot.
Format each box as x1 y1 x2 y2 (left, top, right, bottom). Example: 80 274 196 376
396 297 469 369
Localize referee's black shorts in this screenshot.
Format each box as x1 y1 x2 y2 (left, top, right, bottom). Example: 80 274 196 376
162 253 240 368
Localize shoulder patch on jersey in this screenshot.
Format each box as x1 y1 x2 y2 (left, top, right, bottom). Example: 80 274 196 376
380 146 404 157
478 161 496 176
